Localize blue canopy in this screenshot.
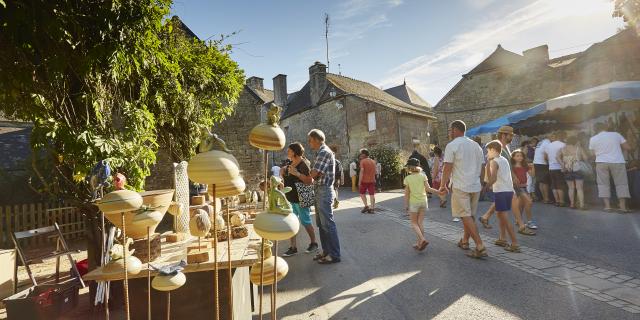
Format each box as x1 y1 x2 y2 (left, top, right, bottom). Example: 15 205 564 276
465 109 524 136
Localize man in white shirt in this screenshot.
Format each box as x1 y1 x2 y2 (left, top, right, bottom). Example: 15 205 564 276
349 161 357 192
589 122 632 212
543 131 567 206
439 120 487 259
533 137 552 204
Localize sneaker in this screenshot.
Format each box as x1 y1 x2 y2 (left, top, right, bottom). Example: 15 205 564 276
282 247 298 257
452 217 461 222
305 243 319 254
527 221 538 230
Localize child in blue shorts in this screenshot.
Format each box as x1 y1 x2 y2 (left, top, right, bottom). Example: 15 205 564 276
485 141 520 253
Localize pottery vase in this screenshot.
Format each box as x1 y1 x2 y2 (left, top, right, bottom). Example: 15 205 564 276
249 123 286 151
249 256 288 285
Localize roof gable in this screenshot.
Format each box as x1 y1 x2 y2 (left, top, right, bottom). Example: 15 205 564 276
245 86 274 103
384 83 432 108
468 45 526 75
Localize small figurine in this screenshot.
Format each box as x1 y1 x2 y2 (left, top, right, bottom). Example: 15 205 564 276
114 173 127 190
266 103 282 127
110 238 135 261
150 260 187 277
267 176 292 215
198 128 231 153
189 208 211 237
88 160 111 200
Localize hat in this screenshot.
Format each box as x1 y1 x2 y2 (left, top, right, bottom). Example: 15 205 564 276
497 126 514 135
406 158 420 167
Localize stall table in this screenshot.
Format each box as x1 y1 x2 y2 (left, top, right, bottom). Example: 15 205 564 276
83 225 260 320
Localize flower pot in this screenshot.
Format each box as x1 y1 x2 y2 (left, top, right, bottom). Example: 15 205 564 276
249 256 288 285
187 150 240 185
249 123 286 151
152 272 186 291
253 211 300 241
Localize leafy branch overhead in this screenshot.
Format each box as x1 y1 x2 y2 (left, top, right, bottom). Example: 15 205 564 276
0 1 244 204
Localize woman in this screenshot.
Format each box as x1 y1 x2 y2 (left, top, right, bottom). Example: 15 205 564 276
281 142 318 256
558 136 589 210
431 146 447 209
511 150 536 229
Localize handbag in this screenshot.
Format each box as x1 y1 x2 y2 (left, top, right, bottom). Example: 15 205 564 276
295 182 315 208
572 147 593 177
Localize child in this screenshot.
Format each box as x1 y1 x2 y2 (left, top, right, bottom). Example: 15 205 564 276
404 158 441 251
485 141 521 253
511 150 537 229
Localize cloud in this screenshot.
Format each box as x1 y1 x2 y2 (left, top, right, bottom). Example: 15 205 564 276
335 0 402 20
333 14 391 41
464 0 497 9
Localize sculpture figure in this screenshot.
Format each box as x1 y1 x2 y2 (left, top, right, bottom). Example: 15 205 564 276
266 103 282 127
110 238 135 261
198 128 231 153
88 160 111 200
267 176 292 215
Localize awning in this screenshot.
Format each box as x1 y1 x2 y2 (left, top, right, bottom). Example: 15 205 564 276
466 109 524 136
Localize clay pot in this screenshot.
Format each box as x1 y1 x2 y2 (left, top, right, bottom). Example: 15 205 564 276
187 150 240 185
249 123 286 151
253 211 300 241
230 213 245 227
102 189 174 239
97 190 143 214
102 256 143 275
152 272 187 291
216 176 246 197
189 209 211 237
249 256 288 285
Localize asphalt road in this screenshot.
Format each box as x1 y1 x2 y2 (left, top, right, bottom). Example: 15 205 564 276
253 189 640 320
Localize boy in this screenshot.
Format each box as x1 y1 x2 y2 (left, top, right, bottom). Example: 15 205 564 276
485 140 520 253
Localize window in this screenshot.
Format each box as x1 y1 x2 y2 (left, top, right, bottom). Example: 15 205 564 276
367 111 376 132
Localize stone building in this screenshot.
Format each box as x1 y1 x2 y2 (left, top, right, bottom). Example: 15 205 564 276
279 62 436 165
434 29 640 143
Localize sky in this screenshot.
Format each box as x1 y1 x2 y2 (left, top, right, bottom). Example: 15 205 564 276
171 0 625 106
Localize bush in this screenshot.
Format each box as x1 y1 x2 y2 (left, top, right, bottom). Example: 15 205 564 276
352 145 406 190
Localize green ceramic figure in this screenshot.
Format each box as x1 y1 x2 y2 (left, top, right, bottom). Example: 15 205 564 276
268 176 292 215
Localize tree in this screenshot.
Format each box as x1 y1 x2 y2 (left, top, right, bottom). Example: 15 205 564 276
613 0 640 33
0 1 244 204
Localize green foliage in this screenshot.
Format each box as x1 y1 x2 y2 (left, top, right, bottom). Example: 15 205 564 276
0 1 244 204
613 0 640 31
367 145 406 189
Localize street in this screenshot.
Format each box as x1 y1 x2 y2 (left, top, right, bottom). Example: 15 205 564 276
255 190 640 319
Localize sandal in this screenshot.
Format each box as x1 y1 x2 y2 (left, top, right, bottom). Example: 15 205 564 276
603 207 614 212
466 247 488 259
318 256 341 264
361 206 370 213
418 240 429 251
313 253 328 261
479 217 492 229
457 239 470 250
504 244 521 253
543 201 554 204
494 239 508 247
518 227 536 236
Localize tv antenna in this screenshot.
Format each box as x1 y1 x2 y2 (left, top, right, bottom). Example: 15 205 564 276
324 13 330 72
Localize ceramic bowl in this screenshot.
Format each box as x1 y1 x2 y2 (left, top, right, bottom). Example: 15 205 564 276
253 211 300 241
97 190 143 214
187 150 240 185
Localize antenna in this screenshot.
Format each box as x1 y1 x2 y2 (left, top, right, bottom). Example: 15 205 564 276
324 13 330 72
338 63 341 75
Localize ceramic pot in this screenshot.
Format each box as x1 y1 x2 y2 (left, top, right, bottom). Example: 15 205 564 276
253 211 300 241
189 209 211 237
102 256 143 275
187 150 240 185
230 213 245 227
152 272 187 291
215 176 246 197
249 256 288 285
102 189 174 239
249 123 286 151
97 190 143 214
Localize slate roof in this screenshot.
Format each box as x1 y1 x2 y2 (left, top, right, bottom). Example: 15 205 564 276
171 16 199 40
282 82 311 118
384 82 432 108
467 45 526 75
246 86 274 103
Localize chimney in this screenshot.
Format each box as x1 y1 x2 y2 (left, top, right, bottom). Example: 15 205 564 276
522 45 549 66
273 74 287 108
246 76 264 90
309 61 327 106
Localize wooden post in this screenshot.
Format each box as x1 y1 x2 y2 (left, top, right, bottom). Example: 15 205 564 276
147 226 151 320
167 291 171 320
211 184 219 320
226 202 233 319
271 241 278 320
121 213 130 320
259 239 265 320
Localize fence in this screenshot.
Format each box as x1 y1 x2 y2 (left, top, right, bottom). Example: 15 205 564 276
0 203 84 249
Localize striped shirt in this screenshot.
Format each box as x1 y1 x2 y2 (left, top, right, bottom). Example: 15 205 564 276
312 144 335 186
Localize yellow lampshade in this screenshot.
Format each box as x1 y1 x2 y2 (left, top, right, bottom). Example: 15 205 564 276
249 123 286 151
187 150 240 185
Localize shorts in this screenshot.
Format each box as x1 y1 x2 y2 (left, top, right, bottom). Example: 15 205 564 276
359 182 376 195
494 191 514 211
451 188 480 218
549 170 565 189
564 171 584 181
515 187 528 196
408 200 428 213
534 164 550 185
292 202 312 226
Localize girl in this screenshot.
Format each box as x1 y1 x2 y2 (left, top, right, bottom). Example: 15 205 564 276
511 150 536 230
431 146 447 208
404 158 441 251
558 136 589 209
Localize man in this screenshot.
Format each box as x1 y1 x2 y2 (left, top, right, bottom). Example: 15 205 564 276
358 149 377 214
375 158 382 192
410 145 431 184
543 131 566 207
291 129 341 264
532 136 551 204
479 126 535 235
349 161 358 192
589 122 632 212
439 120 487 259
